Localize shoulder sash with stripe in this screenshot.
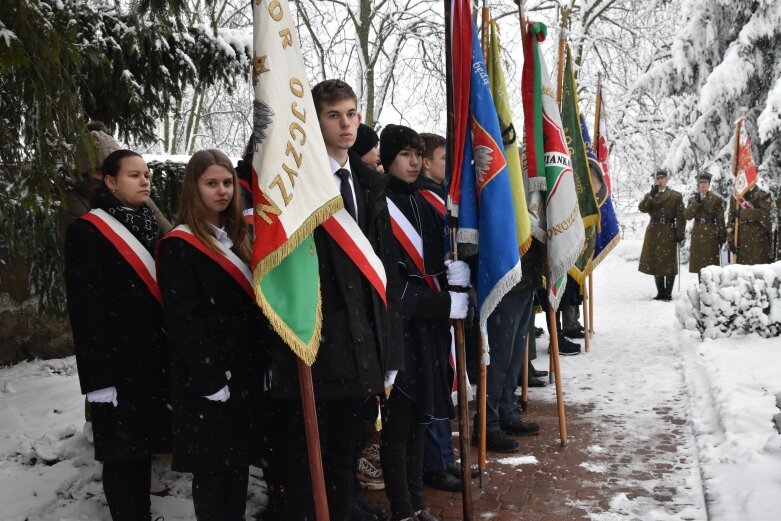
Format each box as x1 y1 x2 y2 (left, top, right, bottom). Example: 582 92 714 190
418 189 446 217
386 197 441 292
164 225 255 300
81 209 162 305
322 209 388 305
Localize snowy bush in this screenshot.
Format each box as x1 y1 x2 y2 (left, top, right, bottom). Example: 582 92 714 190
677 262 781 338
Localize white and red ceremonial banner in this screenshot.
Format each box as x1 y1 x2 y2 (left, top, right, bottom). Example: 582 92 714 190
733 117 758 202
252 0 387 365
252 0 343 365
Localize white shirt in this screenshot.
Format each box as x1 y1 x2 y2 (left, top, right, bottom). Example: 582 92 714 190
210 225 233 249
330 156 358 221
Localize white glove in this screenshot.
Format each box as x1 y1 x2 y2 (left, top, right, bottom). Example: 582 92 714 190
204 385 231 402
86 386 118 407
445 259 471 287
449 291 469 319
384 370 398 388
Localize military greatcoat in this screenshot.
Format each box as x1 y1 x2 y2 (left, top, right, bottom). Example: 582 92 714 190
638 188 685 276
727 186 772 265
685 192 726 273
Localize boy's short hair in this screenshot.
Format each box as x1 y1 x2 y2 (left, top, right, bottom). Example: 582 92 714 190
311 79 358 116
419 133 446 160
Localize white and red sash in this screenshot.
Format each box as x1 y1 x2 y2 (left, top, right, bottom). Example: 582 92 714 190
418 189 446 217
165 225 255 300
386 198 440 292
322 209 388 305
81 209 162 305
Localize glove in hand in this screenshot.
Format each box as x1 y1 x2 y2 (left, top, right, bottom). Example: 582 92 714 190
449 291 469 319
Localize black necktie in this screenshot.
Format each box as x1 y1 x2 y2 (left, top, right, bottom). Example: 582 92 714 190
336 168 357 220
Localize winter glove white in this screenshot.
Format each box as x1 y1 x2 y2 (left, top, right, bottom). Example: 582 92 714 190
204 385 231 402
445 259 471 287
449 291 469 319
86 386 118 407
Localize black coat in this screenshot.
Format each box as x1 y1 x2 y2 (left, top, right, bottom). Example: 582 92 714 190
269 151 405 400
387 176 454 422
158 236 269 472
64 215 171 463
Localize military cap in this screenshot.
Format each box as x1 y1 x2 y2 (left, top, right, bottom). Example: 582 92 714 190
696 172 712 182
655 169 669 179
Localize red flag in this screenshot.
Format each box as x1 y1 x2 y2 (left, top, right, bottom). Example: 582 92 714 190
733 117 758 200
446 0 472 212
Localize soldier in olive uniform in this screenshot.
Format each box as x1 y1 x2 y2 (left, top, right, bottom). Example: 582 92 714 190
727 185 772 265
685 172 726 276
638 169 685 301
776 195 781 262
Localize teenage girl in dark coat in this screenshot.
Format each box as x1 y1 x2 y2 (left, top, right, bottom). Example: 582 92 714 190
158 149 268 521
65 150 171 521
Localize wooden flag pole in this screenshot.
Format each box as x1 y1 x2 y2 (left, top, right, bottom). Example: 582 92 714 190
521 336 530 411
475 0 490 479
297 361 330 521
550 5 570 448
588 274 595 333
445 2 474 518
591 81 601 335
731 118 742 264
582 281 590 353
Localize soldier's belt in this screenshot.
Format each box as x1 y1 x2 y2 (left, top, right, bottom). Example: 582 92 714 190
696 218 716 224
652 218 676 225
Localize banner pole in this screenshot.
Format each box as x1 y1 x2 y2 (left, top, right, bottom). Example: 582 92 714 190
297 361 330 521
731 118 742 264
445 2 474 517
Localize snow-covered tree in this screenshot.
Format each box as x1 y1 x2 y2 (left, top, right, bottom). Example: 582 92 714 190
636 0 781 197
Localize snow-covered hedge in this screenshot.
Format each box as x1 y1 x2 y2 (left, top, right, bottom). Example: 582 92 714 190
677 262 781 338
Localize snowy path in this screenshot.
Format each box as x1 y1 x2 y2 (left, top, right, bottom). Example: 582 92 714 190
532 239 708 520
1 239 780 520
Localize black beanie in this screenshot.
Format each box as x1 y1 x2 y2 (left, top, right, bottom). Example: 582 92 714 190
350 123 380 157
380 124 420 170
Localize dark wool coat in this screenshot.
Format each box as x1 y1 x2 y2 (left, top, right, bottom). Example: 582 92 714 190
269 152 405 400
387 176 454 422
727 186 772 265
158 236 269 473
685 192 726 273
64 215 171 463
638 188 685 276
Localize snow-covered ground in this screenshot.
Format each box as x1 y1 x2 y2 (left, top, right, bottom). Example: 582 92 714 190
1 239 779 520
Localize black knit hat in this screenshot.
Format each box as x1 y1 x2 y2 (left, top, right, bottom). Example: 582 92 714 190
380 124 421 170
350 123 380 157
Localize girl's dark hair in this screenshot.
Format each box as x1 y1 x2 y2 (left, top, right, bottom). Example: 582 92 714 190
90 149 143 205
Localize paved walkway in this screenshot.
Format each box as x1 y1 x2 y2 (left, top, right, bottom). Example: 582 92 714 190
367 387 702 520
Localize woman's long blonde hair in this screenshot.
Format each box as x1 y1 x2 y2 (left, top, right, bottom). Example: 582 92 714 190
176 149 251 263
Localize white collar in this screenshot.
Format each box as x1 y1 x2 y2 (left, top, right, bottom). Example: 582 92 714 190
210 225 233 249
329 156 352 176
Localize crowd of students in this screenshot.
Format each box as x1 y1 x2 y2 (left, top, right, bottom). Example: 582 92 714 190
63 79 545 521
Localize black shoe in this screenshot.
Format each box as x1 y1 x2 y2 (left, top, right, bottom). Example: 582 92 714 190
661 295 672 302
556 336 581 356
528 376 546 387
422 469 463 491
529 362 548 378
562 328 585 339
501 417 540 436
473 429 518 452
348 497 387 521
652 294 663 300
534 326 544 338
445 460 479 479
414 508 441 521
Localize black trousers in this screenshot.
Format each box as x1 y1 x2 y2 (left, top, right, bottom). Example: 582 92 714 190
192 467 249 521
381 390 426 521
102 457 151 521
273 396 365 521
654 275 676 298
